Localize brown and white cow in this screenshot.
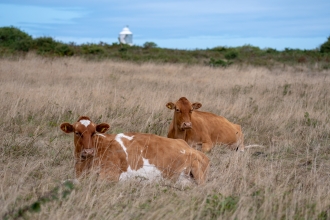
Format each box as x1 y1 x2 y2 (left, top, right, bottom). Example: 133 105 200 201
166 97 245 152
60 116 209 185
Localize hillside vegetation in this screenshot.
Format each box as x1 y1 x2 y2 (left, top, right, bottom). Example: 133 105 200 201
1 26 330 70
1 54 330 219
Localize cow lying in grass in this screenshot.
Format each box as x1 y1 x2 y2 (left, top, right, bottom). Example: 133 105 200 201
60 116 209 185
166 97 248 152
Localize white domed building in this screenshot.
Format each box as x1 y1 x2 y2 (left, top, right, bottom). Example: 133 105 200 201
118 26 133 46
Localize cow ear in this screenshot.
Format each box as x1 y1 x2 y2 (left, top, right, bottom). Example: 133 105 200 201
192 102 202 110
60 123 74 133
96 123 110 133
166 102 175 110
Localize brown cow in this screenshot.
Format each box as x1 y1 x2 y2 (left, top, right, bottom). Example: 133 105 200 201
166 97 245 152
60 116 209 185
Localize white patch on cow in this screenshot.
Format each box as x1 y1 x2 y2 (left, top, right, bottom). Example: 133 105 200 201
115 133 134 160
115 133 162 182
96 133 106 137
79 119 91 127
180 150 185 154
119 158 162 181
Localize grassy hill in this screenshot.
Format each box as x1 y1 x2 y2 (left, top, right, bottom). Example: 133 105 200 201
1 26 330 70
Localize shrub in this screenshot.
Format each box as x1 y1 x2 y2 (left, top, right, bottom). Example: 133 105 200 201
224 50 238 60
118 44 129 52
55 44 74 56
208 57 232 67
0 26 33 51
238 45 261 53
14 38 34 52
143 41 158 49
211 46 227 52
320 36 330 53
34 37 59 54
265 48 278 54
82 44 105 54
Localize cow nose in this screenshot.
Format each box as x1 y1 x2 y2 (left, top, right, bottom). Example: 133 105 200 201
81 148 95 158
182 122 192 129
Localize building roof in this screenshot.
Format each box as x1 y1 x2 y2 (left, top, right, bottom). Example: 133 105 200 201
119 26 132 35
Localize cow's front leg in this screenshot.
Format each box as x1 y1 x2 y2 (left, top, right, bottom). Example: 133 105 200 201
201 141 213 152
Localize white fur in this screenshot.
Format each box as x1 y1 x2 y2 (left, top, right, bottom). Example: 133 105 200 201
115 133 134 160
79 119 91 127
119 158 162 181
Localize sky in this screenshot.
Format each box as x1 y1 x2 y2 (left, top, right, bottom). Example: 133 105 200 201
1 0 330 51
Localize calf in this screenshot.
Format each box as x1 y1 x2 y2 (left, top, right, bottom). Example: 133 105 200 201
166 97 245 152
60 116 209 185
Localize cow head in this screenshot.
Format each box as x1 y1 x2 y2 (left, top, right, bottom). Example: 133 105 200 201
166 97 202 131
60 116 110 160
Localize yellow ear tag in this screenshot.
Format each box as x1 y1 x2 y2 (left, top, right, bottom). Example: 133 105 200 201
167 104 172 109
101 128 106 132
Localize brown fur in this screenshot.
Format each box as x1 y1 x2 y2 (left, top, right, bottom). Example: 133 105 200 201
60 116 210 185
166 97 245 152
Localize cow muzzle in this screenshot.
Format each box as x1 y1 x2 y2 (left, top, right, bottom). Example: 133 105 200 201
81 148 95 159
180 122 192 130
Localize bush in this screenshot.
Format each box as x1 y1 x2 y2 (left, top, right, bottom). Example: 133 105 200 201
211 46 227 52
82 44 105 54
208 57 232 67
0 26 33 51
14 38 34 52
55 44 74 56
224 50 238 60
238 45 261 53
143 42 158 49
34 37 59 54
265 48 278 54
320 36 330 53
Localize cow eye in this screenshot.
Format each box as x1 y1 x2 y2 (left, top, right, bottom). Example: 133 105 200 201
189 109 193 113
75 132 82 137
175 108 180 113
92 132 96 136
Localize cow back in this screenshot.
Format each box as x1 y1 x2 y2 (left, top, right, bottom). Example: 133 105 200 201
87 133 209 184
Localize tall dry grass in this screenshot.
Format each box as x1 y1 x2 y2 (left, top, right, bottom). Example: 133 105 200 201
1 53 330 219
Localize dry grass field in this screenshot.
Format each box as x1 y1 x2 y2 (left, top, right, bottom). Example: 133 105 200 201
1 53 330 219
